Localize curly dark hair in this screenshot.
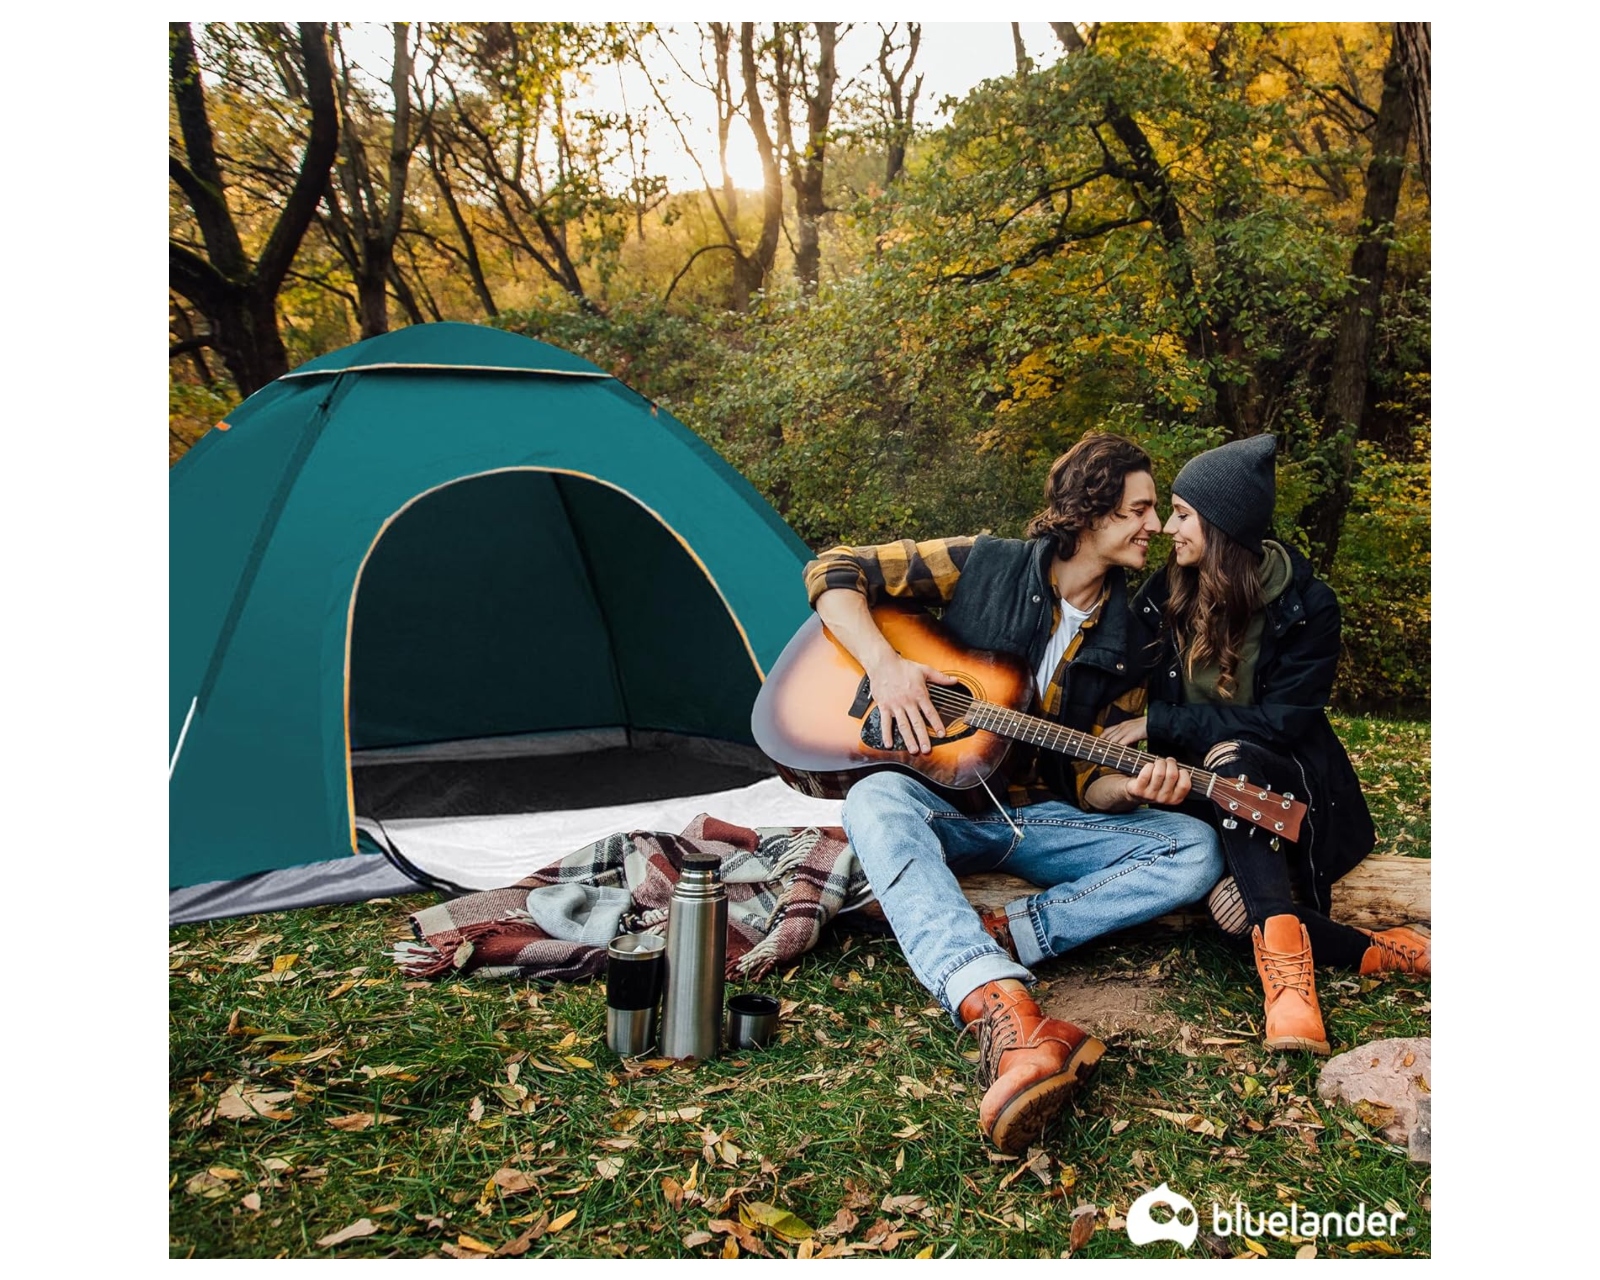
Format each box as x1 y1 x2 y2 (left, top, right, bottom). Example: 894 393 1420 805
1024 432 1153 558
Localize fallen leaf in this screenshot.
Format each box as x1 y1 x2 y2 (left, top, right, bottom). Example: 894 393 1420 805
1110 1119 1130 1135
326 1112 400 1131
662 1176 685 1210
271 953 299 973
881 1194 929 1216
1346 1239 1401 1255
709 1217 767 1255
492 1168 538 1195
1296 1244 1317 1259
241 1192 262 1212
595 1157 624 1180
1353 1099 1397 1131
454 1233 496 1254
683 1231 713 1248
1241 1236 1269 1257
316 1218 378 1248
1143 1107 1226 1139
741 1201 814 1242
467 1096 485 1123
185 1170 231 1198
723 1237 739 1258
1070 1212 1096 1252
494 1214 550 1257
357 1064 417 1081
548 1209 578 1233
655 1105 704 1123
598 1136 637 1151
562 1056 595 1070
215 1083 295 1122
818 1208 858 1240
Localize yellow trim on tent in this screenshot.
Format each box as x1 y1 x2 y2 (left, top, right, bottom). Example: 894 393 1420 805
341 467 770 855
284 362 611 381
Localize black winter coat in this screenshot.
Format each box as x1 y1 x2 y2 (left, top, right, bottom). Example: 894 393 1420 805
940 535 1146 802
1130 545 1375 911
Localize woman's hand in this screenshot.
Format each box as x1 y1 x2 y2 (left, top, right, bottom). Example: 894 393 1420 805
1098 716 1148 748
867 654 959 754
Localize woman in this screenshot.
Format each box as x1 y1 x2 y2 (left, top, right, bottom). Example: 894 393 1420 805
1106 434 1428 1054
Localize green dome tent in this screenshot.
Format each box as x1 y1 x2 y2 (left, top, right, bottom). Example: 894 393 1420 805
170 323 815 920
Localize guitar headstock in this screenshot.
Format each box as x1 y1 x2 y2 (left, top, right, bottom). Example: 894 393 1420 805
1209 775 1307 842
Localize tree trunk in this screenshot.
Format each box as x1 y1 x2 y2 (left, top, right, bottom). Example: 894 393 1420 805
1394 22 1429 195
878 23 921 187
168 22 338 396
1300 31 1413 571
737 23 785 307
791 23 837 294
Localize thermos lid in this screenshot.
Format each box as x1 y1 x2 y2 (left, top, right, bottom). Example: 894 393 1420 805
681 852 721 873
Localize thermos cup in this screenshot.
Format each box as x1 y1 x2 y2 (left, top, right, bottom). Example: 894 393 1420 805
605 932 665 1057
657 851 728 1061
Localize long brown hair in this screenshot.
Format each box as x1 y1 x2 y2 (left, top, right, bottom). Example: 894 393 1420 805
1164 510 1264 701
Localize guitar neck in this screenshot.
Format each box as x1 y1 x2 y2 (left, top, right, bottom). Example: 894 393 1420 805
962 698 1221 798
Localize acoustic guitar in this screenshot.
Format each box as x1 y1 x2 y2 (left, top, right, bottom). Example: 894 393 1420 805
750 603 1307 842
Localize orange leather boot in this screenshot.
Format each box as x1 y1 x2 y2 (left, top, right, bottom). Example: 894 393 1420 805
957 982 1105 1154
1359 925 1431 976
1252 915 1330 1055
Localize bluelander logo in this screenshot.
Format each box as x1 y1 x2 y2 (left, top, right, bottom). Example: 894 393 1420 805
1126 1184 1198 1250
1121 1182 1408 1252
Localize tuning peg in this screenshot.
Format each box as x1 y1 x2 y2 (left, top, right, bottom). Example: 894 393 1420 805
1269 836 1281 851
1221 817 1239 830
1282 792 1295 801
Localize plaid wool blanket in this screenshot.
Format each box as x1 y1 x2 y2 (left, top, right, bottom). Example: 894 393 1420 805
393 815 872 984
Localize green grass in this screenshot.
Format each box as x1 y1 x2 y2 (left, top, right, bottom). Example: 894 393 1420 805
170 715 1430 1259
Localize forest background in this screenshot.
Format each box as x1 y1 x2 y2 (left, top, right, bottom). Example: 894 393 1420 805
169 19 1431 714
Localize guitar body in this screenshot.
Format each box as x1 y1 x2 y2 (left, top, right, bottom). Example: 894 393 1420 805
750 603 1034 801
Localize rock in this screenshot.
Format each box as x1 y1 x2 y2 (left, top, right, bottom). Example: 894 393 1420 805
1316 1036 1431 1146
1408 1094 1431 1165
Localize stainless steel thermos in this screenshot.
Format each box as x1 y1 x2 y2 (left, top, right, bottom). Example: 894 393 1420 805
657 851 728 1061
605 932 665 1057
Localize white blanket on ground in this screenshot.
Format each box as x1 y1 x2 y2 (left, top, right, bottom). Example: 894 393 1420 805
365 775 845 891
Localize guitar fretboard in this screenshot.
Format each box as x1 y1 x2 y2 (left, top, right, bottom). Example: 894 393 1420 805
958 698 1222 799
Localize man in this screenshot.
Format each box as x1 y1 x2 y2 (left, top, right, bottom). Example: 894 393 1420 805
805 432 1222 1154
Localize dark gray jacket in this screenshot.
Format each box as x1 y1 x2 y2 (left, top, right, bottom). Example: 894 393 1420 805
1130 545 1375 907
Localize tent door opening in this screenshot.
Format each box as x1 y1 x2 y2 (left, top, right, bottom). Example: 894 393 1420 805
346 468 773 826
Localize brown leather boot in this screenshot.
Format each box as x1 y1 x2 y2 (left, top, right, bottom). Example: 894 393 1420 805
1359 925 1431 977
957 982 1105 1154
1252 915 1330 1055
977 907 1018 961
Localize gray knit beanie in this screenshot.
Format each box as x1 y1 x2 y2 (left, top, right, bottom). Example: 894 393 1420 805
1171 434 1277 552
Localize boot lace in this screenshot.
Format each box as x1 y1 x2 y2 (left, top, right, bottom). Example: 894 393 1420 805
1369 932 1425 972
1259 946 1314 998
957 994 1021 1090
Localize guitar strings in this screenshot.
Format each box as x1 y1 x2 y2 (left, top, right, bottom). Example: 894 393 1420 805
884 683 1301 835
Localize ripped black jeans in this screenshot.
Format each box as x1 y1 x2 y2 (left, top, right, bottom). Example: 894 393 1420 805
1185 737 1369 970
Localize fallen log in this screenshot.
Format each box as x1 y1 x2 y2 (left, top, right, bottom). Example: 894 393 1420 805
844 854 1429 936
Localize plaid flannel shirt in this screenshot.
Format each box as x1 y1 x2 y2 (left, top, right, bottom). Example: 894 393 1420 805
805 537 1148 808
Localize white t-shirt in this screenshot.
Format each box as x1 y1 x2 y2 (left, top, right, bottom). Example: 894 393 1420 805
1034 596 1096 699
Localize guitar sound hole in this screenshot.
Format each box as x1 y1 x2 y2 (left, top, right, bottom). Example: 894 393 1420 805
860 683 978 751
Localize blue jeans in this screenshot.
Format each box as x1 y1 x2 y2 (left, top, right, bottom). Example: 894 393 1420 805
841 771 1223 1024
